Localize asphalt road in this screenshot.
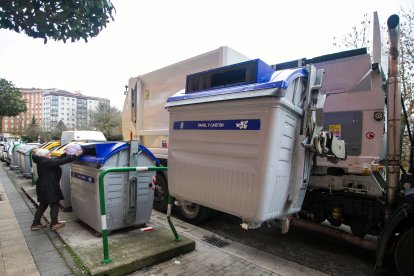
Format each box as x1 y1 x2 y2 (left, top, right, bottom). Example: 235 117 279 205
189 211 375 276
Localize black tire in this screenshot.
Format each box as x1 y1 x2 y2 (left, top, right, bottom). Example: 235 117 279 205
153 173 169 213
178 203 213 225
350 218 366 238
394 227 414 276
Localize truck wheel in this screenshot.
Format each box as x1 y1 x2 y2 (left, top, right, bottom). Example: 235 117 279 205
350 219 366 238
178 203 212 225
394 227 414 276
153 173 168 213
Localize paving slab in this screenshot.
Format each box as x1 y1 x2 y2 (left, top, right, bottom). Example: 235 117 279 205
0 175 40 276
20 182 195 276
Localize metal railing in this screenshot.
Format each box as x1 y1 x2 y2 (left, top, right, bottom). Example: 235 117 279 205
97 166 180 264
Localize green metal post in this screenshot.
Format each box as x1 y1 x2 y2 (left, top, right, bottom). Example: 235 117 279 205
167 195 182 242
98 166 168 264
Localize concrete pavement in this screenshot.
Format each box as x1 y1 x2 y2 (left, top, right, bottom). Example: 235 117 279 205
0 179 39 276
0 164 71 275
0 162 327 276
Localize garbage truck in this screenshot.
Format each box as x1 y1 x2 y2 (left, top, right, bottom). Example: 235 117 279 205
122 13 413 275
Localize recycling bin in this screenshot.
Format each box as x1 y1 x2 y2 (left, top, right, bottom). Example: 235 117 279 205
50 142 83 211
166 59 312 228
9 143 23 171
70 141 159 233
15 143 28 172
32 141 61 183
17 143 40 178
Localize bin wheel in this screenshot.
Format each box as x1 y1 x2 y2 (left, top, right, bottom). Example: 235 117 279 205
394 227 414 276
178 203 213 225
153 173 168 213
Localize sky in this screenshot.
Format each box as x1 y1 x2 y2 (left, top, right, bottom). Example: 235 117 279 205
0 0 413 110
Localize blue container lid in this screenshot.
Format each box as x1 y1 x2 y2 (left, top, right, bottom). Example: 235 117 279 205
77 142 129 164
78 142 160 165
167 66 307 103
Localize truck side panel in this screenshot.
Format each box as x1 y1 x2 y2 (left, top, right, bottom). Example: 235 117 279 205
121 46 250 159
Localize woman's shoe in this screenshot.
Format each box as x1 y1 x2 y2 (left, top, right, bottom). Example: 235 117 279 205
50 221 66 231
31 224 44 231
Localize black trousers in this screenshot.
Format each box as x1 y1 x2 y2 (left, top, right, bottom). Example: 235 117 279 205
32 201 60 225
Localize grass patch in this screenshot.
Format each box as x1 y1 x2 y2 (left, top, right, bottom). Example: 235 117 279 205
64 243 90 275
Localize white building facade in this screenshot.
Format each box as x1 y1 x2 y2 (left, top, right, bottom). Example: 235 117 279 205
42 90 109 131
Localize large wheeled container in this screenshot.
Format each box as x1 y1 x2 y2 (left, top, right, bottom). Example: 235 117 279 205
15 143 28 172
17 143 40 178
70 141 159 233
9 143 22 171
166 59 313 229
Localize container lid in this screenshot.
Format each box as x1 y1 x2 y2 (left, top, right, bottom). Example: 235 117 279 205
16 144 28 153
78 142 130 164
47 141 61 147
51 143 69 157
166 66 307 106
60 131 107 145
39 142 51 149
42 141 61 150
77 142 160 165
51 142 85 157
18 144 40 154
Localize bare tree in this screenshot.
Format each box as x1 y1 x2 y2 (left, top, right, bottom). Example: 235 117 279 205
333 13 372 51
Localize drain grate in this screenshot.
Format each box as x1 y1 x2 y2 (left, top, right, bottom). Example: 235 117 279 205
0 193 6 201
202 235 230 248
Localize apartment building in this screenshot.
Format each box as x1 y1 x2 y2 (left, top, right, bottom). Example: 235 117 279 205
1 88 110 137
1 88 52 136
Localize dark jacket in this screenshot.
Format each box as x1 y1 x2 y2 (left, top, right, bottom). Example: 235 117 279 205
32 154 78 203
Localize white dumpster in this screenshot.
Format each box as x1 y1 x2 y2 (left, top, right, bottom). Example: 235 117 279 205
9 143 22 171
166 59 310 228
17 143 40 178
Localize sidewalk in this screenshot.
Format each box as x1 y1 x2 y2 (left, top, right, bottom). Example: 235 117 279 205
0 164 74 276
0 162 327 276
0 177 39 275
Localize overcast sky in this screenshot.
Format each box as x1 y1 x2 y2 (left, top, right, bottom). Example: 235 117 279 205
0 0 412 109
